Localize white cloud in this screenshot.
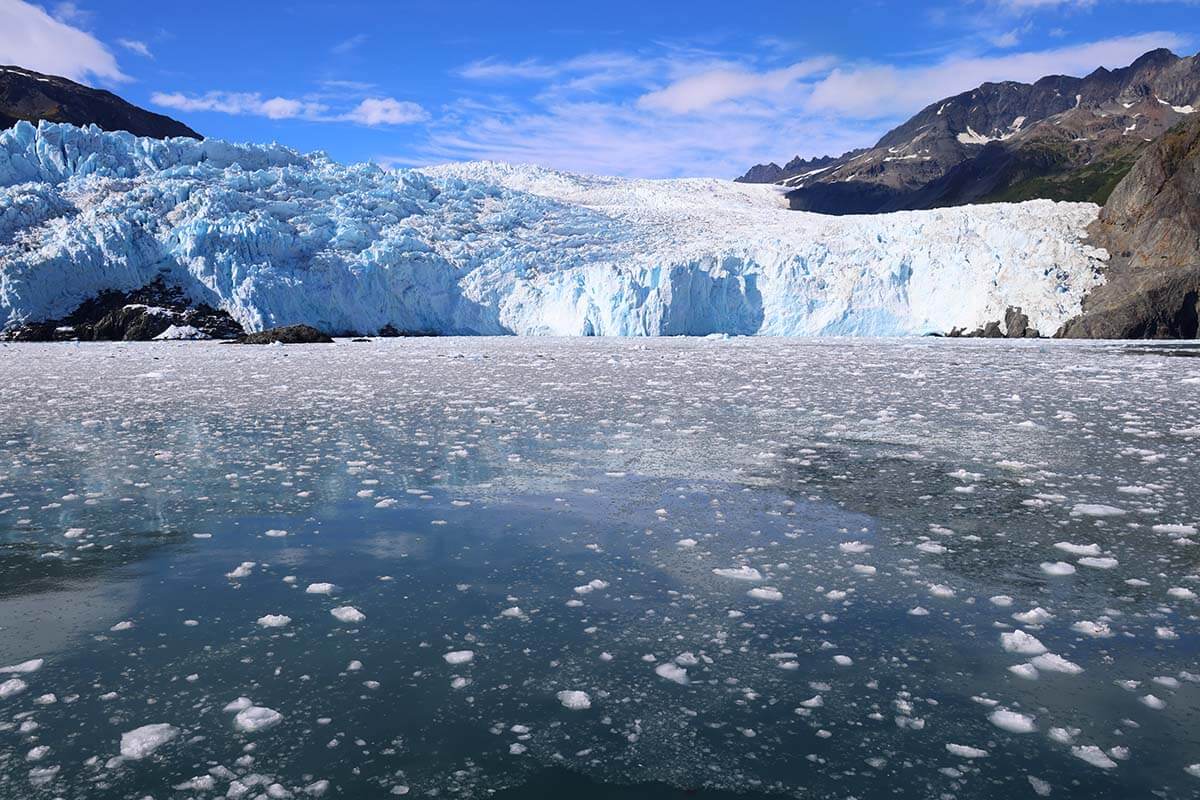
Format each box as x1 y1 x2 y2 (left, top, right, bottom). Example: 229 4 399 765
637 57 835 113
0 0 126 83
332 34 367 55
150 91 328 120
151 90 428 126
342 97 429 125
806 31 1189 118
117 38 153 58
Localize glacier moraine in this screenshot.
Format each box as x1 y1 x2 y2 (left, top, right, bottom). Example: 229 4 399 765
1 121 1106 338
1 337 1199 799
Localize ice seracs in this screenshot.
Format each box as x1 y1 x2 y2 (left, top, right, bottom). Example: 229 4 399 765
0 122 1106 339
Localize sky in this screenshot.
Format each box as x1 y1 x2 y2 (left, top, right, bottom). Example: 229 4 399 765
1 0 1197 178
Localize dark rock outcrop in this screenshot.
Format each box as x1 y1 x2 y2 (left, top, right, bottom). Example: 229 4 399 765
234 325 334 345
1 65 199 139
737 49 1200 215
1 278 243 341
1057 114 1200 339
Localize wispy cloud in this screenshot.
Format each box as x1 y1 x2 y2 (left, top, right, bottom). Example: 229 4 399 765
151 89 427 126
331 33 368 56
0 0 126 84
637 57 836 113
117 38 153 59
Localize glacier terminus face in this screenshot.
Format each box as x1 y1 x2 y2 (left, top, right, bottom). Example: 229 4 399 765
0 121 1107 336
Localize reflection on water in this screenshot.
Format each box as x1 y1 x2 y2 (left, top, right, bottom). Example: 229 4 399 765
0 338 1198 799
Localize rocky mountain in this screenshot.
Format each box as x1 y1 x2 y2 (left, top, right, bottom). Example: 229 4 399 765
738 49 1200 215
1057 113 1200 338
0 65 199 139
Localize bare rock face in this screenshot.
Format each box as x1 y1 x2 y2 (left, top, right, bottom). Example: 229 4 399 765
235 325 334 344
1057 115 1200 339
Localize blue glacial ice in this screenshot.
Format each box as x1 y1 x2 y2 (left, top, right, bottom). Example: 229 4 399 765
0 121 1108 336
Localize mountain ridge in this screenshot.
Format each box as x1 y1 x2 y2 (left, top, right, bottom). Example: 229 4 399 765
0 65 199 140
738 48 1200 215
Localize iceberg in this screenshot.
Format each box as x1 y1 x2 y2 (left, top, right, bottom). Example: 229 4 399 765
0 121 1107 336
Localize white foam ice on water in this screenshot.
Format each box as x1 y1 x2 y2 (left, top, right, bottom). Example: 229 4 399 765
0 122 1107 337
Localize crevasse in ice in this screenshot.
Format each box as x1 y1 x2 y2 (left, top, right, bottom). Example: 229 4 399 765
0 121 1107 336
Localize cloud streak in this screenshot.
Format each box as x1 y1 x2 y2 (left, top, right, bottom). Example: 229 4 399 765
152 90 428 126
0 0 126 84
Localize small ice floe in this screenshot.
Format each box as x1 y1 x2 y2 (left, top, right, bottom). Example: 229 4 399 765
676 538 697 548
1028 776 1053 796
908 607 929 616
306 583 335 595
838 541 872 554
1072 620 1114 638
443 651 475 665
1009 663 1039 680
748 587 783 601
799 695 824 708
1012 607 1053 626
1168 587 1197 601
119 723 178 759
654 663 689 684
574 579 609 594
989 595 1014 607
1001 630 1047 655
1071 745 1118 770
1054 542 1101 556
1071 504 1126 518
256 615 291 628
233 706 283 733
265 529 288 538
712 566 762 581
1140 694 1166 710
927 584 956 598
0 659 43 674
1040 562 1076 576
110 620 135 631
1152 524 1197 536
1078 556 1119 569
0 678 28 699
916 542 947 555
330 606 365 623
556 690 591 710
853 564 877 575
833 655 853 666
1030 653 1083 674
945 743 989 758
227 562 256 580
989 708 1036 733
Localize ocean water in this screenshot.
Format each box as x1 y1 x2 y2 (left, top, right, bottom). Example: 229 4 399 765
0 337 1197 800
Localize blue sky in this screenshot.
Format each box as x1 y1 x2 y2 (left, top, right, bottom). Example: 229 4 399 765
1 0 1197 176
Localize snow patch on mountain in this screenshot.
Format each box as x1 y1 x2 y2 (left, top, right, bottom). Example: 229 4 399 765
0 121 1107 336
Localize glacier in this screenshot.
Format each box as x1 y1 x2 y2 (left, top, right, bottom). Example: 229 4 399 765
0 121 1108 337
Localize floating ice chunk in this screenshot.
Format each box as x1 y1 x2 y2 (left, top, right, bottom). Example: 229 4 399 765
748 587 783 601
1152 524 1197 536
916 542 947 554
908 606 929 616
833 655 853 666
1140 694 1166 710
1009 663 1039 680
574 579 609 594
1012 607 1053 625
838 541 872 554
712 566 762 581
1040 562 1076 576
654 663 689 685
306 583 335 595
110 620 134 631
1186 764 1200 778
674 652 699 666
927 584 956 598
676 538 697 548
256 615 291 628
443 651 475 665
1028 776 1052 796
1001 630 1047 655
227 562 256 580
0 678 28 699
799 695 824 708
989 708 1036 733
120 723 178 759
234 706 283 732
852 564 877 575
1030 653 1083 674
556 690 591 710
265 529 288 538
1071 745 1117 769
1072 620 1113 638
1054 542 1101 556
1078 557 1118 569
989 595 1014 607
0 659 43 674
1071 504 1125 517
330 606 365 623
945 743 989 758
1168 587 1197 601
